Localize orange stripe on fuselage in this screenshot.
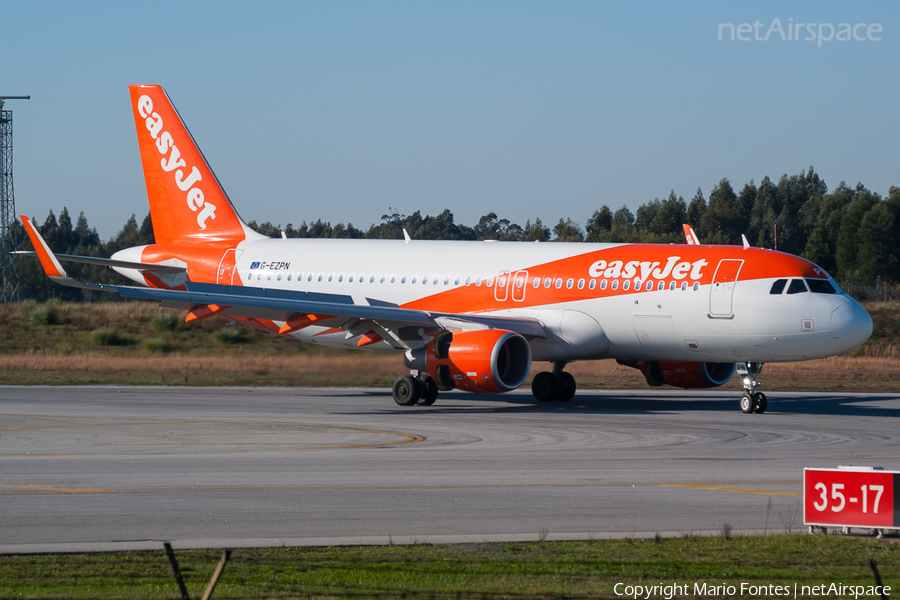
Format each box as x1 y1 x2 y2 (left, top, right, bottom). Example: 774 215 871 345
401 245 825 314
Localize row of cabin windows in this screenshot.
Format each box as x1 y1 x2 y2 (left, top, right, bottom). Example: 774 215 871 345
769 278 839 295
248 270 702 292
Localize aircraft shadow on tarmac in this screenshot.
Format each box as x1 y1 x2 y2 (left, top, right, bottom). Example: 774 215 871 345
351 390 900 419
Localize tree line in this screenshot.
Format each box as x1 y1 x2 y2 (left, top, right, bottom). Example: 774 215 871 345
6 166 899 302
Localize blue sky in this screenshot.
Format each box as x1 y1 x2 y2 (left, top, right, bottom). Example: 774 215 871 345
3 1 898 239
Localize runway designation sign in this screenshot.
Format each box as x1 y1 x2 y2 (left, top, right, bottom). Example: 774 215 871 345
804 467 898 529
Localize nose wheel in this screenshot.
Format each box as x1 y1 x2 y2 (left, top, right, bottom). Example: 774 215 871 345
737 362 767 414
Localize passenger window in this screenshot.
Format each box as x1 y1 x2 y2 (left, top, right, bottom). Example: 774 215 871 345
806 278 837 294
692 282 699 291
657 281 665 291
487 277 494 287
577 279 584 290
669 281 675 291
681 282 687 291
465 276 472 285
623 280 631 291
600 279 607 290
277 273 282 281
589 279 596 290
645 281 653 291
769 279 788 294
566 278 574 289
544 278 552 289
328 274 334 282
555 278 562 289
533 277 540 289
786 279 808 294
517 277 524 288
287 273 292 281
401 275 407 284
611 280 619 290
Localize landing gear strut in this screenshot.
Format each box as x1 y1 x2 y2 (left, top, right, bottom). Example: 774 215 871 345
532 362 577 402
737 362 766 414
392 371 439 407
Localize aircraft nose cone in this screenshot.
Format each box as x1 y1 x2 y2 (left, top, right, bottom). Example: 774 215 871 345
831 300 873 353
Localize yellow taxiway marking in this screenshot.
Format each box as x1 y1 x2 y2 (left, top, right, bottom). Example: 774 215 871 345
0 481 800 496
659 484 801 498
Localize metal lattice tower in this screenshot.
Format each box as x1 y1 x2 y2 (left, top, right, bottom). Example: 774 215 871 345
0 96 30 303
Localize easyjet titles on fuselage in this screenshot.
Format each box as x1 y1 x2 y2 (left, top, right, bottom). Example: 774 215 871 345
136 94 217 230
589 257 708 281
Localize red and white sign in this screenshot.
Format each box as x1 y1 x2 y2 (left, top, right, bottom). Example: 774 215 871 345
804 467 898 529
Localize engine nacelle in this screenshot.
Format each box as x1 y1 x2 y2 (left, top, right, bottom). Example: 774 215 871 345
405 329 532 394
637 360 736 389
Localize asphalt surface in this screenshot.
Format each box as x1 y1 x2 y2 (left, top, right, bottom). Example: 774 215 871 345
1 385 899 552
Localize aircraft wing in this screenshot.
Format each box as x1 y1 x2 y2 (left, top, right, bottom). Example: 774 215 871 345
17 215 547 347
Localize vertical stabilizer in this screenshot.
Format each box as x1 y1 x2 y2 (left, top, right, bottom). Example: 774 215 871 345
129 85 265 245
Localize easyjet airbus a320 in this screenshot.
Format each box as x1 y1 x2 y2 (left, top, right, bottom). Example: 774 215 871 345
19 85 873 413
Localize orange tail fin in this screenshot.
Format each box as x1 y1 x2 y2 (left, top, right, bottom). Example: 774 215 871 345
129 85 263 245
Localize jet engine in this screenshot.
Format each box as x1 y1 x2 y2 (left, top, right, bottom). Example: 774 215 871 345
623 360 736 389
405 329 532 394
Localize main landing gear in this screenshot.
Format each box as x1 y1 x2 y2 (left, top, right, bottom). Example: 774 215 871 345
531 362 577 402
392 372 439 407
737 362 767 414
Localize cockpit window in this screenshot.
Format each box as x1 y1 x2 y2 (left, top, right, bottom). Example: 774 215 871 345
786 279 809 294
769 279 788 294
806 278 838 294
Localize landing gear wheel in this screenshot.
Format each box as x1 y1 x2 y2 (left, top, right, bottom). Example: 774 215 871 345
532 372 559 402
418 377 438 406
739 393 754 414
557 372 576 402
392 375 421 406
753 392 767 414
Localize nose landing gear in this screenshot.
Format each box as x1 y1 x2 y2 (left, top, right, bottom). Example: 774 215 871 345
737 362 766 414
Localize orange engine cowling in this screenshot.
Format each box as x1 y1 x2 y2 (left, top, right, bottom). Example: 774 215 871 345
405 329 532 394
637 360 736 389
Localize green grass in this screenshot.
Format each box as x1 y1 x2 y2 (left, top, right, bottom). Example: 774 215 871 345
0 536 897 599
30 306 59 325
152 313 180 332
92 328 130 347
215 326 248 345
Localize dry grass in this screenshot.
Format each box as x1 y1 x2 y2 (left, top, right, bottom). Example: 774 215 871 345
1 301 899 391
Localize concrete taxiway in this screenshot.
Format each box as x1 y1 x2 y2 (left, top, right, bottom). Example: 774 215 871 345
1 386 899 552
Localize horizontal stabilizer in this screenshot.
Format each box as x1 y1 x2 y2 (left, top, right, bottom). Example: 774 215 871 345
13 251 186 274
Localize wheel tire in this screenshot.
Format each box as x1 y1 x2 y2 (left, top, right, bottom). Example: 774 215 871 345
556 372 576 401
739 392 754 414
532 372 559 402
418 377 438 406
392 375 421 406
753 392 767 414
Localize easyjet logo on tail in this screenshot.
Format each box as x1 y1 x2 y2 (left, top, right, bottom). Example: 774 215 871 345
136 95 217 230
